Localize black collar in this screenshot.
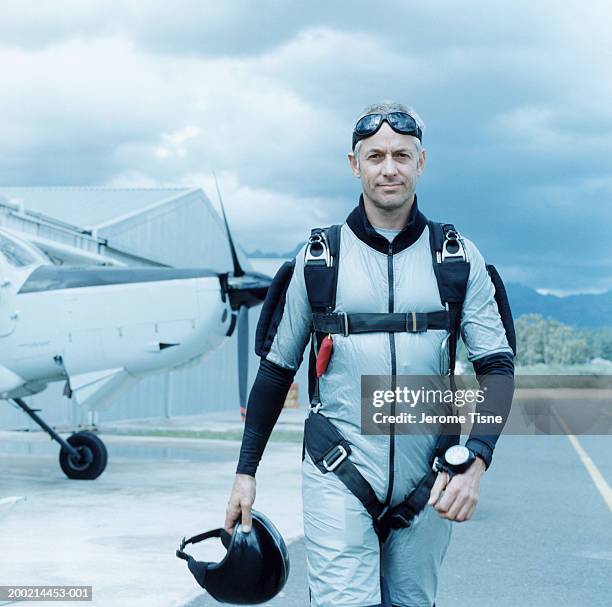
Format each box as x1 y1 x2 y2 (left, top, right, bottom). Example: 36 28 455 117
346 194 428 254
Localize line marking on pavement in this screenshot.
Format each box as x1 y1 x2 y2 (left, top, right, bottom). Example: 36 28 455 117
554 413 612 513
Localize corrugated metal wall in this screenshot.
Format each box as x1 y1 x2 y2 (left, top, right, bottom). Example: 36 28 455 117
96 189 240 271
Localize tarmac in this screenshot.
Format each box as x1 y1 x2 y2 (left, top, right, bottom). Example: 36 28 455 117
1 406 610 607
0 409 306 607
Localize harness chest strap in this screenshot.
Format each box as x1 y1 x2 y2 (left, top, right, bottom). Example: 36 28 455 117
312 310 450 376
312 310 450 336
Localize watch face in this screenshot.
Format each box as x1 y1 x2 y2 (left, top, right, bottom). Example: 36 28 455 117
445 445 470 467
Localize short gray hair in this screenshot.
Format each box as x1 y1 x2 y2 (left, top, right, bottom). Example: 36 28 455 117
352 100 425 162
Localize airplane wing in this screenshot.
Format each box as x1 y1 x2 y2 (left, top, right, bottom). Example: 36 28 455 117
4 229 126 267
66 368 140 411
0 364 25 395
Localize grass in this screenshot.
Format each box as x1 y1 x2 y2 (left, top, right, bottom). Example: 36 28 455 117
515 362 612 374
109 428 303 443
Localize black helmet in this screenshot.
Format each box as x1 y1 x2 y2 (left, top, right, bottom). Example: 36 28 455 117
176 510 290 604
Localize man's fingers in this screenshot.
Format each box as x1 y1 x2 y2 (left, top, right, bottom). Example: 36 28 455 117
241 501 253 532
443 494 465 521
455 501 474 522
457 490 479 522
432 467 482 521
434 481 457 513
224 474 256 533
225 501 241 533
224 513 237 533
437 482 479 521
428 472 448 506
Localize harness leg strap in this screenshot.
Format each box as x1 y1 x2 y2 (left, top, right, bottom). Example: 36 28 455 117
304 411 439 543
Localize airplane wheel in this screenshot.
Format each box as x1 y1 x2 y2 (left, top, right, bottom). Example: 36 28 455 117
59 431 108 480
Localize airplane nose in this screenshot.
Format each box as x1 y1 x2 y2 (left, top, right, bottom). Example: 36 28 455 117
224 271 272 310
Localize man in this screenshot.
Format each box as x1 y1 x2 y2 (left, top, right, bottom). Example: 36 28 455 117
225 101 514 607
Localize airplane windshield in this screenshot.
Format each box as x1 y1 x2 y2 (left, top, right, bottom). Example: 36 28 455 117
0 232 38 267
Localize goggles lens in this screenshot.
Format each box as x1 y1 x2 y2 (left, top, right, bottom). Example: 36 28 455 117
352 112 422 149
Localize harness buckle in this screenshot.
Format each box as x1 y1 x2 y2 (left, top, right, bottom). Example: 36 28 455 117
406 311 426 333
387 510 413 529
322 444 348 472
439 332 451 376
375 504 390 522
305 231 333 267
432 456 442 472
441 231 468 263
341 312 349 337
310 402 323 414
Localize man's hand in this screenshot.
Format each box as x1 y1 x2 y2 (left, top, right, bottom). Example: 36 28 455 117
225 473 256 533
427 458 486 522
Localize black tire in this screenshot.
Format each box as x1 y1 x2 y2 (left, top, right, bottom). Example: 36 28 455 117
59 431 108 480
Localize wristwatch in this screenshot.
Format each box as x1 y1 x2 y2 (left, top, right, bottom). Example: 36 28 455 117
433 445 476 478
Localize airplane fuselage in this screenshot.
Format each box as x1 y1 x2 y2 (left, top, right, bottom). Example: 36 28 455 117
10 273 231 376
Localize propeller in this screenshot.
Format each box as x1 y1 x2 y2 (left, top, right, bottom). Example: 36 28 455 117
213 172 270 308
213 173 263 420
237 305 249 420
214 171 244 278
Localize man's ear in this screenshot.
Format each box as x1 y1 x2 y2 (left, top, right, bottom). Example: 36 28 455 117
417 148 426 175
348 152 360 178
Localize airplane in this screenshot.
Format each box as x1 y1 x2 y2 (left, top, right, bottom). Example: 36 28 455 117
0 187 272 480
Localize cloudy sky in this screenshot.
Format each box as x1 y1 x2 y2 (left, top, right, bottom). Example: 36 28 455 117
0 0 610 294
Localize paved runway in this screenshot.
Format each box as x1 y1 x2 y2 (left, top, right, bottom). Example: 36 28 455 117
1 428 610 606
180 435 611 607
0 431 304 607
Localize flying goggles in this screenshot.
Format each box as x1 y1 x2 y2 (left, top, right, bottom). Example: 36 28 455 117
352 112 423 150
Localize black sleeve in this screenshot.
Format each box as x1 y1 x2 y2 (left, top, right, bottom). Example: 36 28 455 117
236 358 296 476
465 351 515 469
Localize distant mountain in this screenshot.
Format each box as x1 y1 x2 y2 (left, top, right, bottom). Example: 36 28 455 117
505 284 612 329
248 241 306 259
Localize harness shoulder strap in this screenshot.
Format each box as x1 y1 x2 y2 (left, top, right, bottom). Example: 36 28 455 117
427 221 470 376
303 224 341 313
303 224 342 404
427 221 470 303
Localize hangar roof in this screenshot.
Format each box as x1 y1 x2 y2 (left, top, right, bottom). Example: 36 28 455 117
0 187 197 229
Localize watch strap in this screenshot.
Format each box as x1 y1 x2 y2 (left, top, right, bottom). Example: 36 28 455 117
465 438 493 469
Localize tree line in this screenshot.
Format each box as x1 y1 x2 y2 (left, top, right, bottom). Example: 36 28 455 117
457 314 612 366
514 314 612 366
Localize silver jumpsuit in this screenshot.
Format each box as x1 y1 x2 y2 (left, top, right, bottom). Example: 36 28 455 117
263 205 512 607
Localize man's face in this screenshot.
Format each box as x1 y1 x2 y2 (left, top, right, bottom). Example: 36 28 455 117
349 122 426 212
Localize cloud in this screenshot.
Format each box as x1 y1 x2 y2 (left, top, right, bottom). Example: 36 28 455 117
107 167 349 253
190 171 346 253
0 1 611 291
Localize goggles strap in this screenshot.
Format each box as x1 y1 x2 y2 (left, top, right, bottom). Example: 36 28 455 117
176 528 232 560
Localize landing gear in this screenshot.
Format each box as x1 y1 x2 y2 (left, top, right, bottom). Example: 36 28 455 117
11 397 108 480
59 431 107 480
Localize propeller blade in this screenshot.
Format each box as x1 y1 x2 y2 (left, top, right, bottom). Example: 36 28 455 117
237 305 249 420
213 171 244 278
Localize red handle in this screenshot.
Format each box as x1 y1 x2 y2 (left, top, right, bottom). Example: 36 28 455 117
316 334 334 378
